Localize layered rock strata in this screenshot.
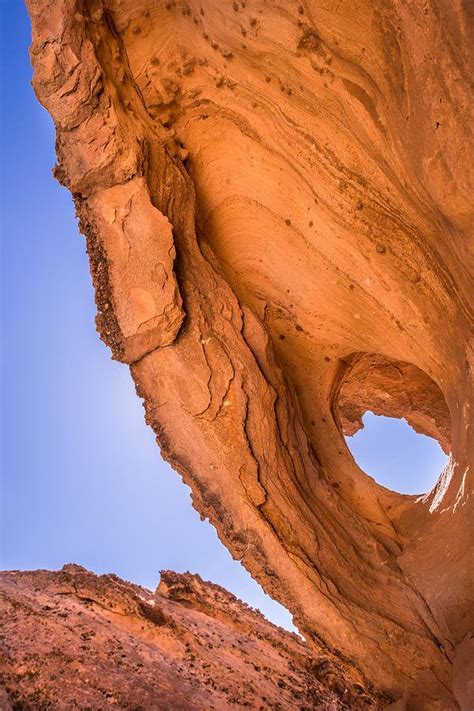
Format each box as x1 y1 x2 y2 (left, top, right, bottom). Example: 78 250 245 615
26 1 473 708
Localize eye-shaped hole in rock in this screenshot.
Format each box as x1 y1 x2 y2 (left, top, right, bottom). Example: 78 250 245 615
334 352 451 495
344 411 449 494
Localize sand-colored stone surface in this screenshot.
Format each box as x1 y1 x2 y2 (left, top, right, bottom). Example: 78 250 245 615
24 1 473 708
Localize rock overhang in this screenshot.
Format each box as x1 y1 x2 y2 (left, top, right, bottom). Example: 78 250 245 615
25 0 473 707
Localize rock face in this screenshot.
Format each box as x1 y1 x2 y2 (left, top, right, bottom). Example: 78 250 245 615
25 1 473 708
0 565 380 709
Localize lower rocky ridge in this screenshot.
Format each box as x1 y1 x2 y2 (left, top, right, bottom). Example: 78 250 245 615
0 565 383 710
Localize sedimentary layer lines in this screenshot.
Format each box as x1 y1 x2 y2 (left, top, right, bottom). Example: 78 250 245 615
27 0 473 706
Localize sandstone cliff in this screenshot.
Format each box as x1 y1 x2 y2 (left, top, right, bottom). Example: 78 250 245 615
0 565 381 709
24 1 473 708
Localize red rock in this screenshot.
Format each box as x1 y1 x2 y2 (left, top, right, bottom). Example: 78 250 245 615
0 565 378 709
24 1 473 707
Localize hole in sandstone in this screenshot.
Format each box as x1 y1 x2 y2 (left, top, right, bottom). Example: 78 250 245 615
336 352 451 495
345 412 449 495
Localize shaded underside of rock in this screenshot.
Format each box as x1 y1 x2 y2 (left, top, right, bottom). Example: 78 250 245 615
24 1 473 708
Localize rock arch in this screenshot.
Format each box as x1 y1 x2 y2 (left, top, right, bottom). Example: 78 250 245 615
26 0 473 706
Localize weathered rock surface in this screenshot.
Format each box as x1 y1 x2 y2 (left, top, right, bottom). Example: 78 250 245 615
25 1 473 708
0 565 380 709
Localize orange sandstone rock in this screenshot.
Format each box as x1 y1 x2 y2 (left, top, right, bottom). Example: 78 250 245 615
25 1 473 708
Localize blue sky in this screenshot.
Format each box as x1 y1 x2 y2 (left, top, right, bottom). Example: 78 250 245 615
0 2 447 631
346 411 447 495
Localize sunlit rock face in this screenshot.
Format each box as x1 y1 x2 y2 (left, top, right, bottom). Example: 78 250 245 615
1 565 378 709
26 0 473 707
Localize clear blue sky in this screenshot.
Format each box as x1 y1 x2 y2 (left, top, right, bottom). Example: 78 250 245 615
346 411 447 495
0 2 447 631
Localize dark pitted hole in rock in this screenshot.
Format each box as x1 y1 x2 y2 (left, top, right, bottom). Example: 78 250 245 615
335 352 451 494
